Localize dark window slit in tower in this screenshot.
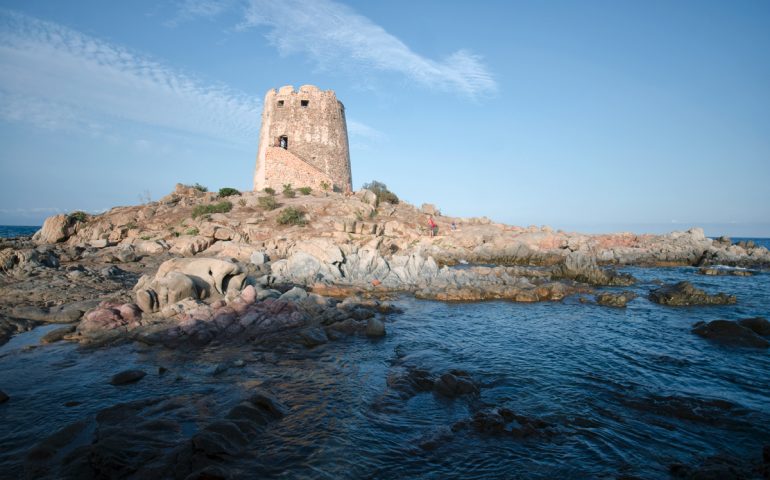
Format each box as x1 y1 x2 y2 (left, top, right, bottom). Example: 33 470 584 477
301 100 309 107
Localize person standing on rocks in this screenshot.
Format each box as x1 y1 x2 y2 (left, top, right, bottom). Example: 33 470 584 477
428 215 437 237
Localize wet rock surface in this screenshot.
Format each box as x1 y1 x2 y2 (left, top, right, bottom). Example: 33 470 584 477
649 281 737 306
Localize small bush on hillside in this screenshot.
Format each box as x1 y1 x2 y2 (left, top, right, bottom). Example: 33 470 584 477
218 187 240 197
68 211 88 224
362 180 399 205
258 196 279 210
185 227 199 236
192 183 208 192
263 187 276 195
298 186 312 195
320 181 330 191
283 184 296 198
191 200 232 218
277 207 306 226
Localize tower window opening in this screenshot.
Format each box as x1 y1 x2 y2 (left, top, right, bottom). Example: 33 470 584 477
301 100 309 107
277 100 284 107
279 136 288 149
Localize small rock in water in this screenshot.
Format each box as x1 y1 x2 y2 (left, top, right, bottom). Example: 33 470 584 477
595 291 637 308
109 369 147 386
692 320 769 349
298 327 328 347
158 366 168 375
0 389 9 403
233 359 245 368
40 325 76 344
213 363 230 376
366 317 386 337
63 401 81 407
649 281 736 306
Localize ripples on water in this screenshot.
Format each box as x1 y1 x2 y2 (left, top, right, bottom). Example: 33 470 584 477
0 266 769 478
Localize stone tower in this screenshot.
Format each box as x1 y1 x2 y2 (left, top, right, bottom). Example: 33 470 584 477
253 85 352 192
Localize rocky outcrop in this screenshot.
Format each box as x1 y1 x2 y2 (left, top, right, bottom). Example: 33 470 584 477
133 258 246 313
692 319 770 348
556 251 635 286
33 214 78 244
649 282 737 306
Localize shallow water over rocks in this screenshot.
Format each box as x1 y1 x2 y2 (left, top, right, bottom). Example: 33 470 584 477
0 266 769 478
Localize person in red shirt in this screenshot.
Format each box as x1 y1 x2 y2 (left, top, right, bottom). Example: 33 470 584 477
428 215 437 237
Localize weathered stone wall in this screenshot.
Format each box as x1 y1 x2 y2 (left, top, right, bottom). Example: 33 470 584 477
254 85 352 192
263 147 336 191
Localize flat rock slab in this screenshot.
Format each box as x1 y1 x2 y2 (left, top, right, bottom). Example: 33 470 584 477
110 370 147 386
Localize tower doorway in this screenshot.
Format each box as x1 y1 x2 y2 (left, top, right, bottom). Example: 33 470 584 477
278 136 288 149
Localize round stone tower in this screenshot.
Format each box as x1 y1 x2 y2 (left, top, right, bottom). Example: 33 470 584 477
253 85 352 192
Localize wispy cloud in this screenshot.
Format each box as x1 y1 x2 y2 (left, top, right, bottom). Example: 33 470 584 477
166 0 235 26
0 9 261 145
347 119 385 141
236 0 496 98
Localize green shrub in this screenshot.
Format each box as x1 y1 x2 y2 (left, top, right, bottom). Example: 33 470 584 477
237 198 247 207
192 183 208 192
277 207 306 226
185 227 199 236
320 181 330 191
125 221 138 230
298 186 312 195
258 196 279 210
362 180 399 205
140 235 152 241
191 200 232 218
283 183 296 198
218 187 240 197
263 187 276 195
67 211 88 224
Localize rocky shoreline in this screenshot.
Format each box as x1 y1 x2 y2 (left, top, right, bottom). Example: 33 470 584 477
1 183 768 348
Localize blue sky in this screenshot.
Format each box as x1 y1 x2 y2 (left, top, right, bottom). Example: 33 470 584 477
0 0 768 236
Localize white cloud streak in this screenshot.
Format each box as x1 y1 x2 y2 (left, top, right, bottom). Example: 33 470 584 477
239 0 497 98
347 119 385 141
0 9 261 145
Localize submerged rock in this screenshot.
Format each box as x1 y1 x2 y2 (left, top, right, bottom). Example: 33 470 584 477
110 369 147 385
433 371 478 398
649 281 736 306
365 317 386 337
0 389 8 403
692 320 769 348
